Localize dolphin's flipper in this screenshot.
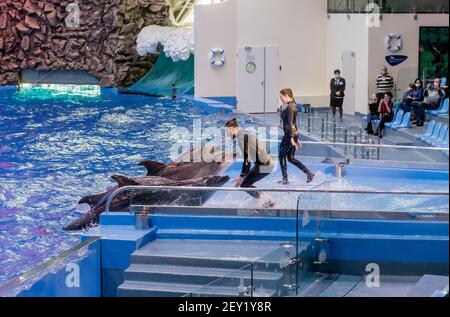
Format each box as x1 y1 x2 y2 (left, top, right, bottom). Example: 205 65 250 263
111 175 140 187
138 160 167 176
78 192 105 207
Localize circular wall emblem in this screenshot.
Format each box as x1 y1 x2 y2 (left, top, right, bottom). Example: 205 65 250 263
246 62 256 73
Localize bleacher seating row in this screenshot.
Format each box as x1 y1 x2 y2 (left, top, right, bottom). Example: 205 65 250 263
385 110 411 130
363 109 411 131
363 98 449 133
415 121 449 157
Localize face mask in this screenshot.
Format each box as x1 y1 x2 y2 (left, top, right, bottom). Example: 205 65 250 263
415 83 421 87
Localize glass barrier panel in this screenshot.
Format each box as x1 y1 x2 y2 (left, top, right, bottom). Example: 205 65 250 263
351 0 372 13
185 263 254 297
0 238 101 297
297 191 448 221
417 0 449 13
382 0 416 13
293 108 449 164
129 188 303 217
328 0 350 13
328 0 449 13
251 244 298 297
126 188 449 222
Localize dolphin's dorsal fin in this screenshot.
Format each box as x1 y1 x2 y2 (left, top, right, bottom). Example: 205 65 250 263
138 160 167 176
111 175 140 187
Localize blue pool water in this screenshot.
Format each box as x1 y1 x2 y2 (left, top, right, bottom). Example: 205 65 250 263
0 87 253 287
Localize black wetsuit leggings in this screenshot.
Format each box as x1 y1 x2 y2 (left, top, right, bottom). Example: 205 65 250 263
241 164 271 199
279 135 313 182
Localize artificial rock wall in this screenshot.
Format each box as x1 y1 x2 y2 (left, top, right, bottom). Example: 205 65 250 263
0 0 171 87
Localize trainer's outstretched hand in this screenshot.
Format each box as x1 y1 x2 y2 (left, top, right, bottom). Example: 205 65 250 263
233 177 244 187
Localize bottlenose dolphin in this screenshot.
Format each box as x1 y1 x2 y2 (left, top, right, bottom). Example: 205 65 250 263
64 174 230 231
78 157 233 209
138 159 230 181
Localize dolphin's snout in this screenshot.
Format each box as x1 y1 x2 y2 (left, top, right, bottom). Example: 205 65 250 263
206 176 230 187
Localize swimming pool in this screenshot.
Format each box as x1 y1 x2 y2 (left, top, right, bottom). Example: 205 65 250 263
0 87 254 287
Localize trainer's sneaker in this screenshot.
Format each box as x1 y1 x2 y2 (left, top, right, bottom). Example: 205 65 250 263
306 173 315 184
262 200 276 209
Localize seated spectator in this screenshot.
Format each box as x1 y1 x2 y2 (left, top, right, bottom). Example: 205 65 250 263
400 79 424 114
365 93 381 134
412 78 445 127
398 84 416 112
374 92 394 138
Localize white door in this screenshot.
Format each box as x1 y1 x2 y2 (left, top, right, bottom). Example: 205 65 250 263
342 51 356 115
264 47 279 113
237 47 265 113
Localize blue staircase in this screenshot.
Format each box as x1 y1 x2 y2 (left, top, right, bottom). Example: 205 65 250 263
117 239 287 297
305 274 449 297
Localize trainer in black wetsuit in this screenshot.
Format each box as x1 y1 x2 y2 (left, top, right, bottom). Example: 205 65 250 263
225 119 275 199
279 89 315 184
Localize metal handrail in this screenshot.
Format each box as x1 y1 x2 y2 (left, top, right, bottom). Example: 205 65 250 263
105 185 449 214
0 237 100 296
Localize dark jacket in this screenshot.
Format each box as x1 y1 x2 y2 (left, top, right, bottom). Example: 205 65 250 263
281 102 299 139
236 130 272 177
369 101 379 114
330 77 346 98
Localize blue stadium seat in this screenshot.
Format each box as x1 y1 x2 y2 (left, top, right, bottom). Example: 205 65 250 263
420 122 443 143
386 110 404 128
430 98 449 116
415 121 436 140
426 98 445 114
391 112 411 130
424 123 445 145
429 125 449 146
432 129 449 147
441 77 447 87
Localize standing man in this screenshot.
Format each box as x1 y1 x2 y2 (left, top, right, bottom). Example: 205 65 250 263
330 69 346 121
376 66 395 99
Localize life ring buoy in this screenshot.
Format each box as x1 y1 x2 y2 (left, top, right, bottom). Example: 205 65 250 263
385 34 402 52
209 48 225 67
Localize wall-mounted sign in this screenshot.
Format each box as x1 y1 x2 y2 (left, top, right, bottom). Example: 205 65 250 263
385 55 408 67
